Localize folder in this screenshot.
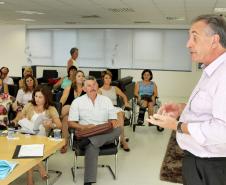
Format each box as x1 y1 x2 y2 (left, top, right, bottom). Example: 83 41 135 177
12 144 44 159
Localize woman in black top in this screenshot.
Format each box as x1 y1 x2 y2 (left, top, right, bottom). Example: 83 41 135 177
60 70 85 153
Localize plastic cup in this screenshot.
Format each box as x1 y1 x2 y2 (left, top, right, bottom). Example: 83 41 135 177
7 127 15 139
53 129 61 139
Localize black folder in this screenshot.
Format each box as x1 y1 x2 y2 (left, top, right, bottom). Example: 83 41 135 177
12 145 44 159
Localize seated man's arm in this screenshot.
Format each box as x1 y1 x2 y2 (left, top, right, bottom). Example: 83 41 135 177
68 121 95 131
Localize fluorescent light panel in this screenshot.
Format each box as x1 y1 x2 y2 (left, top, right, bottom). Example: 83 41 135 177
17 18 35 22
16 10 44 15
214 8 226 12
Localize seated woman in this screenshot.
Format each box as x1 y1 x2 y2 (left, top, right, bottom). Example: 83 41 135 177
13 85 62 185
12 76 38 114
19 66 38 89
99 70 130 152
53 65 77 90
134 69 158 125
0 70 8 94
59 70 85 153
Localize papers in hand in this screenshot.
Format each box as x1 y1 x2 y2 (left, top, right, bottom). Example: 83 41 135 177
18 115 49 135
18 118 36 134
18 144 44 158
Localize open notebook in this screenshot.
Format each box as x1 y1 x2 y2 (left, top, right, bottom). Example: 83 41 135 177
12 144 44 159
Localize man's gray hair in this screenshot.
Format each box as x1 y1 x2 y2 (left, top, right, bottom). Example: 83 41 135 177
192 14 226 48
84 75 97 87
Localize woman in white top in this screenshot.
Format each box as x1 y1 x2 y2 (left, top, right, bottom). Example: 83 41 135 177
12 76 37 114
13 85 62 185
99 70 130 152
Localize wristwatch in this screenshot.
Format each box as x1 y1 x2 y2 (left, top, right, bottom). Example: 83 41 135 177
177 121 183 133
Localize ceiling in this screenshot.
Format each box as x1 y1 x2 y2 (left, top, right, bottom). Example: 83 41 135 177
0 0 226 26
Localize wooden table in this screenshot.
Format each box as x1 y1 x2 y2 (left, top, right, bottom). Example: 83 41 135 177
0 133 65 185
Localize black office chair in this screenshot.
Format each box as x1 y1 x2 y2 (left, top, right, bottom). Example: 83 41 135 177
71 133 119 183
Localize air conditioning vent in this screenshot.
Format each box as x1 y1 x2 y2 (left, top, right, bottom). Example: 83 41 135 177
108 8 135 13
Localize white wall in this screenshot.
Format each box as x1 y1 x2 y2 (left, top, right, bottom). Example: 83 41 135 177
0 26 202 103
121 64 201 103
0 25 26 76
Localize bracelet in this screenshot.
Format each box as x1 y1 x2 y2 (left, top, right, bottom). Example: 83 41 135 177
52 123 57 129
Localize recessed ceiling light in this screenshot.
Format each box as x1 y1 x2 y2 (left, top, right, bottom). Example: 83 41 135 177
16 10 44 15
134 21 151 24
0 1 5 5
214 8 226 12
17 18 35 22
166 16 185 21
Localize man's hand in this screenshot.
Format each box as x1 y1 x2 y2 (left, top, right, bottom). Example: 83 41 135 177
157 102 183 119
146 114 177 130
108 120 120 128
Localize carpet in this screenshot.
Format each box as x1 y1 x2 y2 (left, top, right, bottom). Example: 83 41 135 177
160 131 184 184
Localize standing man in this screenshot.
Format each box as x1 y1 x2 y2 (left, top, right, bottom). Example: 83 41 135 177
68 76 121 185
147 14 226 185
67 47 79 71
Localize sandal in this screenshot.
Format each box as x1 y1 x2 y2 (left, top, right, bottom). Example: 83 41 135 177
41 174 49 180
60 144 68 154
120 142 130 152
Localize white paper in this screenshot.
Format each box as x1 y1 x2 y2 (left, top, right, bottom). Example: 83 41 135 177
18 144 44 157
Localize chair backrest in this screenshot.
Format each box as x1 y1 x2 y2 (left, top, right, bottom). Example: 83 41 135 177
124 82 135 100
52 89 63 102
89 71 102 79
8 84 19 97
117 76 133 91
42 70 58 83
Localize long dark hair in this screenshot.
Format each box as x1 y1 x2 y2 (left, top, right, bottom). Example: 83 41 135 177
31 85 54 109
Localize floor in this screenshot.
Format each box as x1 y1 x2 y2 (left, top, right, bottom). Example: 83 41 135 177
11 122 180 185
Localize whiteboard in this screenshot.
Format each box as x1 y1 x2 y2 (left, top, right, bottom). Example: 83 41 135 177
26 28 191 71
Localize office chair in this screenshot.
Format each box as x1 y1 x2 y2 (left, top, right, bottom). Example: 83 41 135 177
71 133 119 183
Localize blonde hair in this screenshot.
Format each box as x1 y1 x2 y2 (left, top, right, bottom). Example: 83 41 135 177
23 67 33 76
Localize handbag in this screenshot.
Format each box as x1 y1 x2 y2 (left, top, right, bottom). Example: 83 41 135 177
76 122 113 140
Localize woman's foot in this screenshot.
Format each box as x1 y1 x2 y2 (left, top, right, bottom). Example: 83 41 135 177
120 141 130 152
38 166 48 180
60 144 68 154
